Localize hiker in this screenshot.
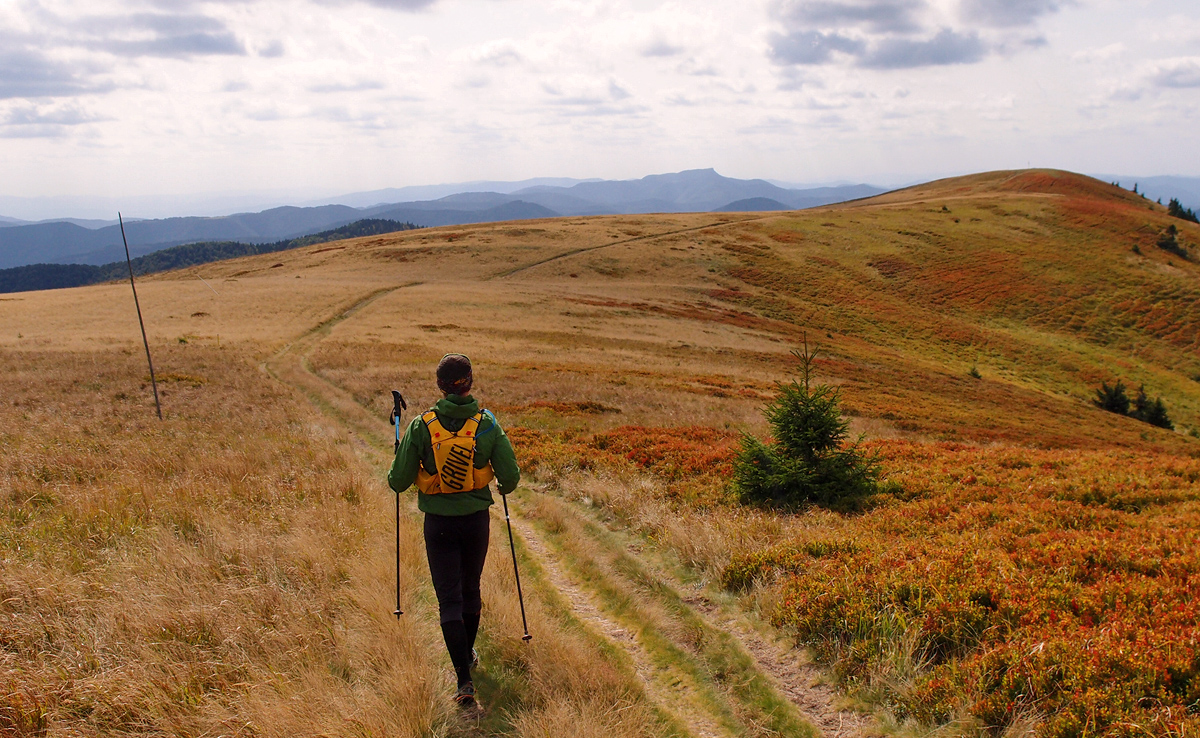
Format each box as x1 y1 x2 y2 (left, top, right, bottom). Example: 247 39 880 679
388 354 520 708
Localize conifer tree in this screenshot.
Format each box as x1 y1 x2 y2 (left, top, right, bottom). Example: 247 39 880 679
1168 198 1199 223
1130 385 1175 429
1094 380 1174 430
1094 380 1130 415
732 338 882 507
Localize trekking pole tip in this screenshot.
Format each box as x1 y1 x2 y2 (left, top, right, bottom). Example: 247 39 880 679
394 608 403 618
522 633 532 642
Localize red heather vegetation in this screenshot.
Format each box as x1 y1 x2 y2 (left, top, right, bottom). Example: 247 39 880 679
728 442 1200 734
523 423 1200 735
509 424 738 492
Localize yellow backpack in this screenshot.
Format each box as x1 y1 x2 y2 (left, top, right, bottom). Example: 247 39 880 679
415 410 496 495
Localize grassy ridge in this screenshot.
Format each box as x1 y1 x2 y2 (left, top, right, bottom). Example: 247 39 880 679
0 218 418 294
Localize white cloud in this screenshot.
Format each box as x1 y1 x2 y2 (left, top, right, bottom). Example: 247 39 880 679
0 0 1197 206
2 101 107 127
960 0 1064 28
1150 57 1200 89
766 0 1062 69
470 39 525 67
0 48 114 99
1071 42 1125 63
638 31 685 58
317 0 440 10
307 78 387 93
860 28 986 68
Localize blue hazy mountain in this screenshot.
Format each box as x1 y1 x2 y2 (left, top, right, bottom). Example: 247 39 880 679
314 177 603 208
0 205 363 269
0 169 884 270
508 169 883 215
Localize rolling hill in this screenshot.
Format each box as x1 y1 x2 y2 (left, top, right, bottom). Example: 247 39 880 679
1 169 1197 738
715 196 792 212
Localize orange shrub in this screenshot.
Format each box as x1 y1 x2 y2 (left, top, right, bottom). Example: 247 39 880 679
725 441 1200 736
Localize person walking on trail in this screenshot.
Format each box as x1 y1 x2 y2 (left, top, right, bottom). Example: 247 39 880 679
388 354 521 709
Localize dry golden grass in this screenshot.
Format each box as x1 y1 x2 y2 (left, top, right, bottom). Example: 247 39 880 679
0 345 451 736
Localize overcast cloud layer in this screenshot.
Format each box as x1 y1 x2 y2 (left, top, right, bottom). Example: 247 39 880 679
1 0 1197 214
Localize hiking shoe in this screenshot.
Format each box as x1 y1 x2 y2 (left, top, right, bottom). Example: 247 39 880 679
471 648 479 668
453 681 476 708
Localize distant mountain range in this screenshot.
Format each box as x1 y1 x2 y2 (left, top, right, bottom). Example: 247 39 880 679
0 219 417 295
0 169 888 270
309 177 603 208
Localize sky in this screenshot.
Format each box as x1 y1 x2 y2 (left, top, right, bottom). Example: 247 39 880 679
1 0 1198 217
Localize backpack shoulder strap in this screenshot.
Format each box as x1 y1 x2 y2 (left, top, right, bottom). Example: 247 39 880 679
476 409 497 437
422 410 447 439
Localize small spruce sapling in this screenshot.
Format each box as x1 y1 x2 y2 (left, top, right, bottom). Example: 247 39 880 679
732 337 884 508
1157 224 1190 259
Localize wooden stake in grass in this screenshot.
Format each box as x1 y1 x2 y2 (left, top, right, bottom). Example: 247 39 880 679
196 275 220 348
119 213 162 420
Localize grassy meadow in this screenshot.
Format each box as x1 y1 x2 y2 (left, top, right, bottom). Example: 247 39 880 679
2 169 1199 737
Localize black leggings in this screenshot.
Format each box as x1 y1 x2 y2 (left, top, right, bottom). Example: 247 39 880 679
424 509 490 624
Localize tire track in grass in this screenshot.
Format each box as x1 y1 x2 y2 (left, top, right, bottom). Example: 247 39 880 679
677 594 871 738
519 494 827 738
546 492 871 737
510 513 731 738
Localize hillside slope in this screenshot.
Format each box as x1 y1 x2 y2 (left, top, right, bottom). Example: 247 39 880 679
4 169 1197 445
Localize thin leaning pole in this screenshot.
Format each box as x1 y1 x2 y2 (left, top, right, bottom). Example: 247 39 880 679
501 491 532 641
390 390 407 618
120 213 162 420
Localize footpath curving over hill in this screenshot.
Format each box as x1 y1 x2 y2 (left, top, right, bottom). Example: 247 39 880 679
0 169 1198 737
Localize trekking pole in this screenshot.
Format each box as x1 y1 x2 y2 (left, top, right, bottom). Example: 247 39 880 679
500 492 532 641
390 390 407 618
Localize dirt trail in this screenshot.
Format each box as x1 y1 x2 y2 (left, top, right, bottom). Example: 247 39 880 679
266 284 870 738
679 591 870 738
510 516 730 738
522 494 871 738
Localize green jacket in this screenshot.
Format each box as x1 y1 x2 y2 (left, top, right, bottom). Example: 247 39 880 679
388 394 520 515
